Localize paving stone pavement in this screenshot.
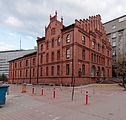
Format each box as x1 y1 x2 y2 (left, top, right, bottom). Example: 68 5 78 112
0 84 126 120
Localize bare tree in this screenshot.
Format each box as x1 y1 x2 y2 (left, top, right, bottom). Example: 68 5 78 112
115 60 126 90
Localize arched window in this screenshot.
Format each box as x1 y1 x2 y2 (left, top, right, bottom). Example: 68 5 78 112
82 36 85 44
66 34 70 43
58 37 60 46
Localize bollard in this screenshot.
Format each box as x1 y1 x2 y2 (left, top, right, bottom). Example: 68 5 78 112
32 87 34 94
81 87 82 94
53 88 55 99
85 91 88 105
60 84 62 91
41 87 43 96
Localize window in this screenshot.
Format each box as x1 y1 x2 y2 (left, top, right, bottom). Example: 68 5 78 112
66 64 70 75
58 37 60 46
91 66 95 77
107 50 109 56
15 71 16 77
52 52 54 61
66 34 70 43
51 66 54 76
112 41 116 47
33 68 35 77
41 55 43 64
92 41 95 48
46 53 48 63
57 50 60 60
102 45 104 53
107 59 109 66
15 63 17 68
99 56 100 64
26 69 28 77
112 25 116 30
108 38 111 42
26 60 28 66
41 44 43 51
108 69 109 77
47 41 49 49
40 67 43 76
52 39 54 48
82 36 85 44
46 67 48 76
82 64 85 75
11 64 13 69
51 28 55 35
57 65 60 75
91 53 93 62
112 33 116 38
33 58 35 65
20 70 22 77
66 49 70 58
20 61 22 68
82 49 85 59
94 54 96 62
98 44 100 51
112 50 116 56
97 55 98 63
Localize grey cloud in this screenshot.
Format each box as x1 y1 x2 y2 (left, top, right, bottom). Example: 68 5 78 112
0 0 126 39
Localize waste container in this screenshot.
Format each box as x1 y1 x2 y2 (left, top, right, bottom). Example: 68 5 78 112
22 83 26 93
0 86 9 105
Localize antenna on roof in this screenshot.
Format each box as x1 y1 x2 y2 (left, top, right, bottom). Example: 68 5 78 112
20 36 21 50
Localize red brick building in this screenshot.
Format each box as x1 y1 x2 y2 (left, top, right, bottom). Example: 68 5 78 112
9 11 112 86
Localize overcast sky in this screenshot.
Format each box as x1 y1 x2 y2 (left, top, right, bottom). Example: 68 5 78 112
0 0 125 51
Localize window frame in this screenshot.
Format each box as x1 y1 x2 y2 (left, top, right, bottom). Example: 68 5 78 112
57 65 60 75
66 49 70 58
66 34 70 43
82 36 85 44
57 50 60 60
58 37 60 46
51 52 54 61
66 64 70 75
52 39 54 48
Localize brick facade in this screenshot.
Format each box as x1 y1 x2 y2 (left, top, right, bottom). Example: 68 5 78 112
9 11 112 86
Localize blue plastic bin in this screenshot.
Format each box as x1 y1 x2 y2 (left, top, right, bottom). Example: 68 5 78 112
0 86 9 105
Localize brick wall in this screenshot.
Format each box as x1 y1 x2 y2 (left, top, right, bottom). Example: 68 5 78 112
9 12 112 86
